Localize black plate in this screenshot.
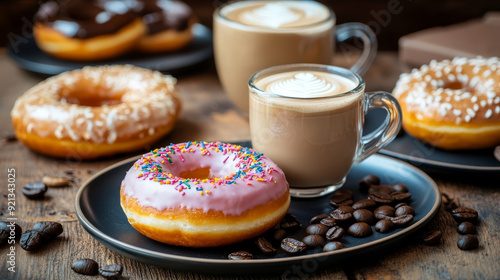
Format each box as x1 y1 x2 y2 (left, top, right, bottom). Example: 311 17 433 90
365 109 500 173
75 146 440 275
7 24 213 75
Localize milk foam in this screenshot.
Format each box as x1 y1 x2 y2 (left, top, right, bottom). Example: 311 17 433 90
258 71 357 98
234 1 329 28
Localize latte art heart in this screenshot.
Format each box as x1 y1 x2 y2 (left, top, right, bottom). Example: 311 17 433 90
242 3 300 28
267 72 343 98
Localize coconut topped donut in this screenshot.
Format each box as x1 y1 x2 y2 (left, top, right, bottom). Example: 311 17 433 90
120 141 290 247
393 57 500 149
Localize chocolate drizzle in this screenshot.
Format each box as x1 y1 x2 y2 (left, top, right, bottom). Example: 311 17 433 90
36 0 137 39
36 0 192 38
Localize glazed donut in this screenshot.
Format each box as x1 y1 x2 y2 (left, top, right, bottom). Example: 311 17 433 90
120 142 290 247
134 0 197 53
11 65 181 159
33 0 145 61
393 57 500 150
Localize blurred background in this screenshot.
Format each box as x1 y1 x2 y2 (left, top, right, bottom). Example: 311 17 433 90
1 0 499 51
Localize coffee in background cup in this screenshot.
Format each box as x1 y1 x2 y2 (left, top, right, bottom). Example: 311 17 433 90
249 64 401 197
214 0 377 114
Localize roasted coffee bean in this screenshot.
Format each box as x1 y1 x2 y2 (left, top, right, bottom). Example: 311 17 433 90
326 226 345 241
255 237 277 255
368 184 394 194
310 214 329 224
302 234 325 249
374 205 395 220
347 222 373 238
393 183 409 192
369 192 394 204
391 191 412 202
306 224 329 236
457 222 476 235
395 205 415 217
329 193 353 208
271 229 288 243
71 259 99 276
375 219 394 233
352 199 377 210
0 222 22 245
22 182 48 199
391 214 414 226
99 264 123 279
320 217 337 227
32 221 63 239
323 241 345 252
228 251 253 260
281 238 307 255
353 209 376 225
280 213 302 231
442 193 460 211
451 207 478 223
394 202 407 209
335 189 354 199
330 208 353 222
422 230 442 246
495 145 500 162
457 234 479 250
359 174 380 192
42 176 70 188
20 230 49 251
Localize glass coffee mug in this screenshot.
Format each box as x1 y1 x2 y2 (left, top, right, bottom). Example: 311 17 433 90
249 64 402 197
214 0 377 114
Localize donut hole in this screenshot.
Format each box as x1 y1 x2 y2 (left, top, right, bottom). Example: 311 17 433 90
178 167 213 180
58 83 124 106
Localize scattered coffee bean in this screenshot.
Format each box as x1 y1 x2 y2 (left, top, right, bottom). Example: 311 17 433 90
271 229 287 243
302 234 325 249
281 238 307 255
375 219 394 233
32 221 63 239
99 264 123 279
255 236 277 255
369 192 394 204
71 259 99 276
329 193 353 208
390 214 414 227
442 193 460 212
368 184 394 194
320 217 337 227
457 234 479 250
393 183 409 192
348 222 373 238
422 230 442 246
451 207 478 223
228 251 253 260
42 176 70 188
395 205 415 217
353 209 376 225
22 182 48 199
391 191 412 202
457 222 476 235
359 174 380 192
394 202 407 209
323 241 345 252
352 199 377 210
330 208 353 222
280 213 302 231
494 145 500 162
305 224 329 236
0 222 22 245
374 205 395 220
326 226 345 241
310 214 329 224
335 189 354 199
19 230 49 251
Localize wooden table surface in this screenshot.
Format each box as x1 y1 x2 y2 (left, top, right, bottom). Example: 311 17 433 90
0 50 499 280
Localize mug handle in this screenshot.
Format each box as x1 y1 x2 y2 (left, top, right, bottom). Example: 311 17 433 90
335 23 378 76
354 91 402 165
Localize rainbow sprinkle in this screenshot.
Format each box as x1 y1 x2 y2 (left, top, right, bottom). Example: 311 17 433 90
134 142 279 196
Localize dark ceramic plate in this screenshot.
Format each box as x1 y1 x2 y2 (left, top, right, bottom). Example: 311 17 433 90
75 144 440 275
7 24 213 75
365 109 500 173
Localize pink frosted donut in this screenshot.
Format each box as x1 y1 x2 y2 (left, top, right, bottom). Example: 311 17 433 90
120 141 290 247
